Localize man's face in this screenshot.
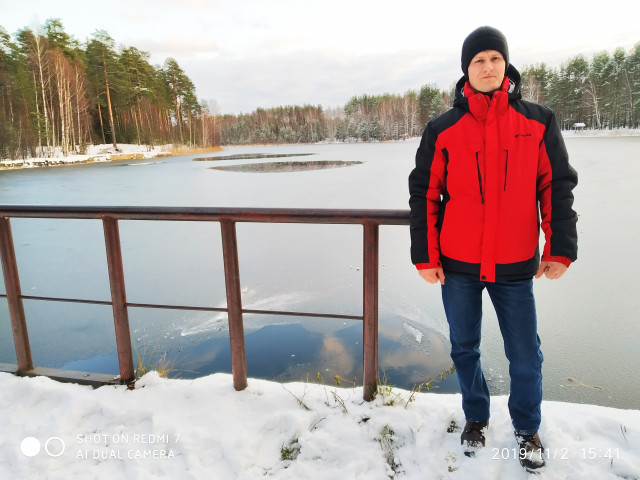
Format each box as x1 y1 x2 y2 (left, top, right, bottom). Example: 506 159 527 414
467 50 506 93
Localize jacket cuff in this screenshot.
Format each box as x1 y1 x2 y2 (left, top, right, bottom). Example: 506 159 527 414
415 261 441 270
542 255 572 268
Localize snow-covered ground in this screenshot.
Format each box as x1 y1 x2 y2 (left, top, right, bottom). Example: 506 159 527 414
1 371 638 479
0 144 172 168
562 127 640 137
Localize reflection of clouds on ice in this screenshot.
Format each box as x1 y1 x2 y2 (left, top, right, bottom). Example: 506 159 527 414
320 335 354 375
379 316 451 358
379 318 436 350
381 298 448 336
378 318 453 385
179 315 226 337
173 342 226 374
241 287 310 312
398 320 433 351
403 323 423 343
179 287 310 337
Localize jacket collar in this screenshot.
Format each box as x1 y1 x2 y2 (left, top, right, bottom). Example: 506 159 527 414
453 63 522 111
463 77 510 121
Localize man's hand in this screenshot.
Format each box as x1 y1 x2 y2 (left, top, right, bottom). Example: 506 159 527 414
535 261 568 280
419 267 445 285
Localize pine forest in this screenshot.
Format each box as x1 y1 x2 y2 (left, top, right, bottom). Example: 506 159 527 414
1 19 639 161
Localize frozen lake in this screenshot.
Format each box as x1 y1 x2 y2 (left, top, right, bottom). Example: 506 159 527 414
1 137 639 409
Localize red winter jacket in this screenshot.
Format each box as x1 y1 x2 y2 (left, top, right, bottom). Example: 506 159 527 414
408 65 578 282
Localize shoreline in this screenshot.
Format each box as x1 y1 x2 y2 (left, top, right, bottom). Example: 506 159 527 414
0 145 223 170
2 129 639 170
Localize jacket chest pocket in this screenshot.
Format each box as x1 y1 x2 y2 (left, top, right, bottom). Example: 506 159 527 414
501 136 540 192
445 143 484 202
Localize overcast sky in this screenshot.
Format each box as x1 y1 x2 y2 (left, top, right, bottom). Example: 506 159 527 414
2 0 638 114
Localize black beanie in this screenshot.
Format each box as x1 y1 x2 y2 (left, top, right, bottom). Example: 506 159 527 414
461 26 509 77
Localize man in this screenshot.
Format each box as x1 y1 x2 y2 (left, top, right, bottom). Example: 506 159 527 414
408 26 578 471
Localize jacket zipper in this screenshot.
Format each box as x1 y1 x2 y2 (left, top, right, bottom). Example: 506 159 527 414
504 150 509 191
475 152 484 204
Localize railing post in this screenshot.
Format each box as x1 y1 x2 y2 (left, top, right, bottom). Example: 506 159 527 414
220 219 248 391
102 217 135 383
0 216 33 372
362 222 379 401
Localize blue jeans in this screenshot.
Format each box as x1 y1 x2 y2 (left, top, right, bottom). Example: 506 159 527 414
441 272 543 435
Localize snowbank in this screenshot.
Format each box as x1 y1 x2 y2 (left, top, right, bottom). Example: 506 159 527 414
1 372 638 479
562 127 640 137
0 144 174 169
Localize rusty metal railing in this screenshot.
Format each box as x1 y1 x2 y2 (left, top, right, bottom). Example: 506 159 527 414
0 206 410 400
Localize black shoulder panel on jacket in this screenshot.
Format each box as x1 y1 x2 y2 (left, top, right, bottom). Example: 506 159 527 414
428 106 467 136
509 100 553 126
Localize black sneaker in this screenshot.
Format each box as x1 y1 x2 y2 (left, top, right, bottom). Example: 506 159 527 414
515 432 545 472
461 420 488 457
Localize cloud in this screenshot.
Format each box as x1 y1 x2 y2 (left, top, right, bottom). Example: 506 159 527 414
184 25 640 116
130 0 219 10
131 35 219 60
184 47 460 114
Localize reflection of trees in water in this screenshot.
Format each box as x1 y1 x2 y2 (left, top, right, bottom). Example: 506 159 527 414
209 161 362 173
